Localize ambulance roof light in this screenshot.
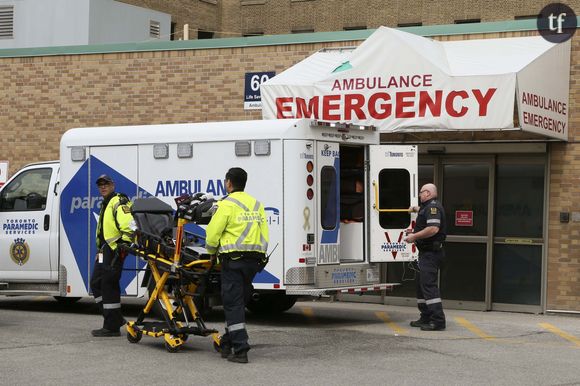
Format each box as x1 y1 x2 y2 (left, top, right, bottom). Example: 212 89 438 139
235 141 251 156
177 143 193 158
153 144 169 159
71 146 86 162
254 140 271 156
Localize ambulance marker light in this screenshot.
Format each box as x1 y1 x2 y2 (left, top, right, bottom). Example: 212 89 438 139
273 283 280 289
67 285 71 293
298 258 306 263
306 175 314 186
306 161 313 172
307 188 314 200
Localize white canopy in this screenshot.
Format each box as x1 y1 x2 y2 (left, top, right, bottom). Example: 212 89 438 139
261 27 570 140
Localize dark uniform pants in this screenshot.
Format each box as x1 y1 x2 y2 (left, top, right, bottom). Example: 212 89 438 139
220 256 261 354
90 244 125 331
415 250 446 326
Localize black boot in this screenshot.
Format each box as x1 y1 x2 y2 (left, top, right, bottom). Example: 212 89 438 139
227 350 248 364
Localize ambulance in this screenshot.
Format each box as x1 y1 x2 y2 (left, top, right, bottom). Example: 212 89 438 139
0 119 417 313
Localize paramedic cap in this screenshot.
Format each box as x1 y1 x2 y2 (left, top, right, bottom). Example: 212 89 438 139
96 174 114 185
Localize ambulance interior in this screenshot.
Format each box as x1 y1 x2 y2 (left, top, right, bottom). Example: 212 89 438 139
339 146 365 263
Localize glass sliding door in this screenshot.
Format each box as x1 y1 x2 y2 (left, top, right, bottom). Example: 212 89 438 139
440 159 492 310
492 159 545 312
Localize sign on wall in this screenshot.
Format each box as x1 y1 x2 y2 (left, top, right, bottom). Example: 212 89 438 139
244 71 275 110
0 160 8 188
455 210 473 227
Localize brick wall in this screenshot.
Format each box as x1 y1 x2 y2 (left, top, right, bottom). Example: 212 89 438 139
0 28 578 311
118 0 565 36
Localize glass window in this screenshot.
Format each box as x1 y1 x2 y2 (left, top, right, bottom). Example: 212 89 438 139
440 242 486 302
320 166 337 230
495 164 544 238
492 244 541 305
443 164 489 236
0 168 52 211
378 169 410 229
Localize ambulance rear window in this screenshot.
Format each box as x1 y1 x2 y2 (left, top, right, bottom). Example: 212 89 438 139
320 166 337 230
378 168 410 229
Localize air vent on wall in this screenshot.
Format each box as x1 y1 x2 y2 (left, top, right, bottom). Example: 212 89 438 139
0 6 14 39
150 20 160 39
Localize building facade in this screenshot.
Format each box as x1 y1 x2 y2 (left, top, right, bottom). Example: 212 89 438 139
0 18 578 313
118 0 570 38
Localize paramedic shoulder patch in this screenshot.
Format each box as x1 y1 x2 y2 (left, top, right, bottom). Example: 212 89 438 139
121 205 131 214
430 207 438 215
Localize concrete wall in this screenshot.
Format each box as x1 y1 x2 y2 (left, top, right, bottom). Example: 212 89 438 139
0 0 170 49
88 0 170 44
0 0 91 49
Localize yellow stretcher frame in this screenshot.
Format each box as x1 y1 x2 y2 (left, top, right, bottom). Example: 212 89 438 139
126 217 221 353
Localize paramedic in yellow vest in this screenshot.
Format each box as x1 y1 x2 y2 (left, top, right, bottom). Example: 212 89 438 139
206 167 269 364
90 174 134 337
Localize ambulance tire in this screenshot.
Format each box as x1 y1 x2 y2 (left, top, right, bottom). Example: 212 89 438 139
246 293 298 315
54 296 81 304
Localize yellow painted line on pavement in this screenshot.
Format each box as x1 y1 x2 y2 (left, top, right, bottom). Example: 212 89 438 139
454 317 495 341
301 306 316 322
375 312 408 335
539 323 580 347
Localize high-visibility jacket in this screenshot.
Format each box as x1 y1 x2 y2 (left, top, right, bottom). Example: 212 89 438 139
205 191 269 255
96 193 134 251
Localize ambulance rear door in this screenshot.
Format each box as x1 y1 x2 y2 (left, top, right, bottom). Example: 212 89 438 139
369 145 418 262
316 142 340 265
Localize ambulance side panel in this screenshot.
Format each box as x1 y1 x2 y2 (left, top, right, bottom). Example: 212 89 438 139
282 140 315 287
137 139 284 292
59 145 92 297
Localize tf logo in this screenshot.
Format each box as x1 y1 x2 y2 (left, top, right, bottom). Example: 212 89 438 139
10 238 30 266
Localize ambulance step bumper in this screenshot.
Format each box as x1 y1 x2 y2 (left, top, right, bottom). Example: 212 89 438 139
285 282 399 296
0 282 8 290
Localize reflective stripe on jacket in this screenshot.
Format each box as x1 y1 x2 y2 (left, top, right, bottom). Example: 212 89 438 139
205 191 269 255
96 194 134 251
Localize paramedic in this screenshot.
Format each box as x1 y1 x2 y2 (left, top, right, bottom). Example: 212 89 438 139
404 183 447 331
90 174 134 337
205 167 269 364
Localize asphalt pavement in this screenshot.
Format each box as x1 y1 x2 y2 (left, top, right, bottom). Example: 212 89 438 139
0 296 579 386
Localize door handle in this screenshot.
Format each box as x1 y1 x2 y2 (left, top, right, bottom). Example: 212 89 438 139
44 214 50 231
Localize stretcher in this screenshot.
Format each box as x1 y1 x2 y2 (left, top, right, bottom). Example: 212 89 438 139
123 194 222 353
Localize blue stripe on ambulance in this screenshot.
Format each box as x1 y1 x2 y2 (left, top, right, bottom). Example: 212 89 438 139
61 156 150 294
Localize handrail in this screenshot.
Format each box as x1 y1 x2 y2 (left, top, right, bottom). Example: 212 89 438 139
372 180 411 213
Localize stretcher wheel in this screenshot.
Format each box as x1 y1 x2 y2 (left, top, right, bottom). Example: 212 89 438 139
165 341 182 353
127 330 142 343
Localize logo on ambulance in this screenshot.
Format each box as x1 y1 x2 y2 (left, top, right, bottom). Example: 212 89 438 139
381 232 406 259
10 238 30 266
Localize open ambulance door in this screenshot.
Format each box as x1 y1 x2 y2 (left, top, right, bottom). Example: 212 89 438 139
369 145 418 263
316 141 340 265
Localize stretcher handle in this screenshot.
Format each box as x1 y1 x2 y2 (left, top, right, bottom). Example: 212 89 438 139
372 180 412 213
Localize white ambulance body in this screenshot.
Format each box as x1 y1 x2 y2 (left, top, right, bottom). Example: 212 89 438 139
0 119 417 310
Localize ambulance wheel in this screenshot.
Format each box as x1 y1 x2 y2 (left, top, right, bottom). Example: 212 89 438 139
127 330 142 344
53 296 81 304
165 341 182 353
246 293 298 315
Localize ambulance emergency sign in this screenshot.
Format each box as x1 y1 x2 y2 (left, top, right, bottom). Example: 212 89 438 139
244 71 275 110
0 160 8 188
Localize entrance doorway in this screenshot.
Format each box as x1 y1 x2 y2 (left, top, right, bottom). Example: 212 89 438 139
385 147 547 313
